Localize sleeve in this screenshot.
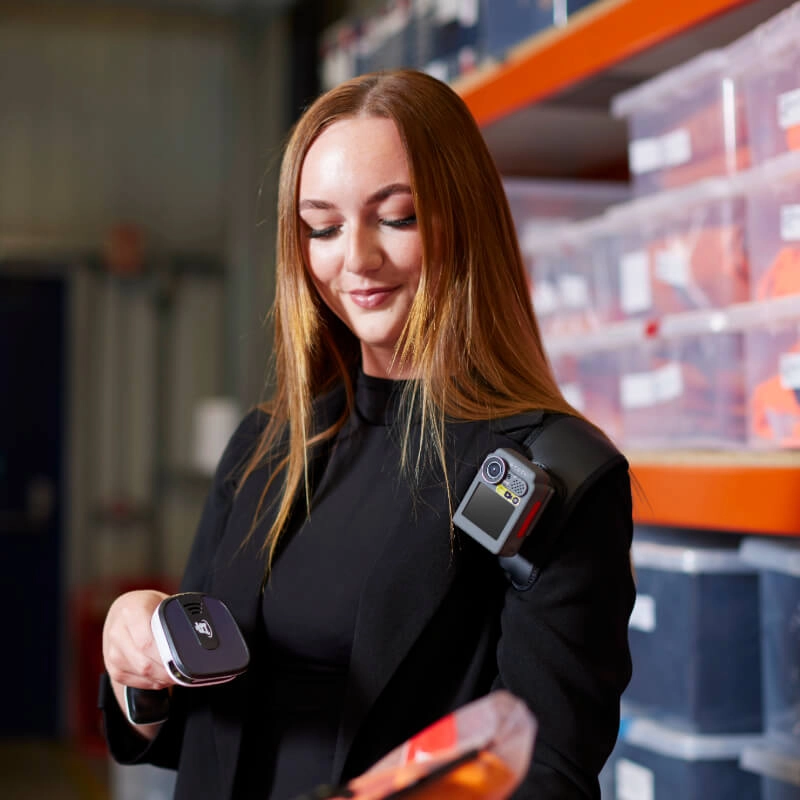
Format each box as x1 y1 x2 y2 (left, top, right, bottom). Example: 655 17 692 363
100 408 267 768
493 463 635 799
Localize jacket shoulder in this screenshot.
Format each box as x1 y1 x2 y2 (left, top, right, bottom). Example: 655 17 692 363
500 412 627 523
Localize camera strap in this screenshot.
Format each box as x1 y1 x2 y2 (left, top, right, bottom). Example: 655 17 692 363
497 413 627 589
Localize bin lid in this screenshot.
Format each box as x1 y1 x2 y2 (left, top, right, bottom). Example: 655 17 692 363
632 538 756 574
611 49 730 117
623 717 761 761
739 537 800 578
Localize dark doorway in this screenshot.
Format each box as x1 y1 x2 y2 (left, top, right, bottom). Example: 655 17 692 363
0 273 66 736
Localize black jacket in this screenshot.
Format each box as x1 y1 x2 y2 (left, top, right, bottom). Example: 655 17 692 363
101 383 635 799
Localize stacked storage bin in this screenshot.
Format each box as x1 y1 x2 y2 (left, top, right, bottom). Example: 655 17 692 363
611 49 749 197
617 310 748 449
735 2 800 167
610 531 763 799
504 179 629 442
319 0 604 90
732 2 800 449
504 178 630 337
739 537 800 798
547 317 641 447
597 2 800 451
604 45 753 450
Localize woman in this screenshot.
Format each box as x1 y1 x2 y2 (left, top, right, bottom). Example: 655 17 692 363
101 69 635 799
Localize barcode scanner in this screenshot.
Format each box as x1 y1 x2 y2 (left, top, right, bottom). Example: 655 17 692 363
124 592 250 725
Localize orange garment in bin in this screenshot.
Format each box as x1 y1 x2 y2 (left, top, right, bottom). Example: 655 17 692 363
661 145 751 189
755 247 800 299
625 358 745 443
751 342 800 447
786 125 800 152
648 223 748 312
650 95 749 189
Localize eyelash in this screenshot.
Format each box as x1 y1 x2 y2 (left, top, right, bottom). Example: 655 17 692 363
306 215 417 239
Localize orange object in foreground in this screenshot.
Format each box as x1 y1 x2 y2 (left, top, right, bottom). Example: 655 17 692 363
294 691 536 800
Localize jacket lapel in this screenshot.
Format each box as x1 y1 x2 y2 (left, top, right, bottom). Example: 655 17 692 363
331 495 457 781
208 383 350 798
331 415 507 780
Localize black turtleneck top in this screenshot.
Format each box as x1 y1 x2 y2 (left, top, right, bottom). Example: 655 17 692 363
235 371 407 800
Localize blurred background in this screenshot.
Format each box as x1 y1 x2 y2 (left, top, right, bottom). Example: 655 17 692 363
0 0 361 797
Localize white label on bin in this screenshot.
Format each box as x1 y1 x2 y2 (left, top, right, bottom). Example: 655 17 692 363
616 759 654 800
619 250 652 313
780 205 800 241
629 129 691 175
458 0 479 26
653 361 684 402
629 593 656 632
779 88 800 130
561 382 585 412
662 127 692 167
629 137 663 175
435 0 460 23
558 274 590 309
620 371 655 409
655 242 691 288
779 352 800 389
533 280 559 315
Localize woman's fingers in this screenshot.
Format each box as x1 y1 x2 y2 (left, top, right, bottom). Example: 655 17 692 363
102 589 172 688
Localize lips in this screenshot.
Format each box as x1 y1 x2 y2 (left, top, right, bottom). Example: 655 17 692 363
348 287 398 309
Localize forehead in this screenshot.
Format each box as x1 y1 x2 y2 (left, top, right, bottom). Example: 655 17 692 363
299 116 410 192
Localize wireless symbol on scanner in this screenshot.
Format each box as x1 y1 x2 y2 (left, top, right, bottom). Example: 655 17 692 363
150 593 249 685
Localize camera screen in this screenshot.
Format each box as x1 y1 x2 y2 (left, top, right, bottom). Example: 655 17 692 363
461 482 514 540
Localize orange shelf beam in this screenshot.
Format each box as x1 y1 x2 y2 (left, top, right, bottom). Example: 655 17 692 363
458 0 753 126
631 461 800 536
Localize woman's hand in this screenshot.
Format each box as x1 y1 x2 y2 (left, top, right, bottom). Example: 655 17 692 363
102 589 172 734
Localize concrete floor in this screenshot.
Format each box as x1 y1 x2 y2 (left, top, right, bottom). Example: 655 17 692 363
0 739 180 800
0 740 110 800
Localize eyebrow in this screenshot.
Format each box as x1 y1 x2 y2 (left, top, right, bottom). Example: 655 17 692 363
298 182 412 212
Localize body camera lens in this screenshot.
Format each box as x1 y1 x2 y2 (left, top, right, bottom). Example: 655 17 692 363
481 455 507 484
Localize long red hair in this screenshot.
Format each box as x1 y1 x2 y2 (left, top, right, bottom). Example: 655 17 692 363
240 69 578 564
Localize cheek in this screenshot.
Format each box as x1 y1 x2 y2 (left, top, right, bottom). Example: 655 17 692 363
304 242 340 285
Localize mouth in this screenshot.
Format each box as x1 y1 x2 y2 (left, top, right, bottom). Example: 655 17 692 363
348 286 398 309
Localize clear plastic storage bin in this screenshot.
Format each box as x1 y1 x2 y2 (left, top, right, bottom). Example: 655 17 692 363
546 320 638 446
612 49 748 197
741 738 800 800
740 150 800 301
618 310 747 449
740 537 800 746
523 221 620 337
503 177 629 234
606 176 749 317
614 716 762 800
734 2 800 167
625 534 761 733
732 295 800 448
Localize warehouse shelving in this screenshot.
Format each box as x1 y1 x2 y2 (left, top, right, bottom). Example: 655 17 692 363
455 0 800 535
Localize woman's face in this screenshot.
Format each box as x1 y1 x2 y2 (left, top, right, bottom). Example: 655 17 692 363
298 116 423 379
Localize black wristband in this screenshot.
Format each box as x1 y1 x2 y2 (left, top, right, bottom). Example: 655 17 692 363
123 686 171 726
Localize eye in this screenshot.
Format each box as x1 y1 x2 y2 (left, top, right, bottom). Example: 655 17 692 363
381 214 417 229
306 224 340 240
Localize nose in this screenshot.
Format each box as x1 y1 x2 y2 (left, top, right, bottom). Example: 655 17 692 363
344 223 383 274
